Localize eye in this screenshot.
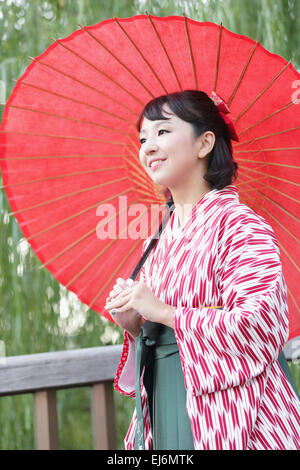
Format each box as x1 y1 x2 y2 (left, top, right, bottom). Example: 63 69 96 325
158 129 169 136
139 129 169 144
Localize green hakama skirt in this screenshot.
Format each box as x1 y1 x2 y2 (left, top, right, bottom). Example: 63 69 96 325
134 324 194 450
152 325 194 450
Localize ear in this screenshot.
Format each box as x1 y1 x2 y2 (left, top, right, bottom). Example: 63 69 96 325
197 131 215 159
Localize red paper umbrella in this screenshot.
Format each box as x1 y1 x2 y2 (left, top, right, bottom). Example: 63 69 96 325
0 14 299 337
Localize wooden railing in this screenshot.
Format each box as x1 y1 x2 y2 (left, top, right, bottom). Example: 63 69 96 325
0 340 298 450
0 345 122 450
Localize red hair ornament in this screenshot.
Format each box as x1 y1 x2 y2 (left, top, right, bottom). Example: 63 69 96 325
210 91 239 142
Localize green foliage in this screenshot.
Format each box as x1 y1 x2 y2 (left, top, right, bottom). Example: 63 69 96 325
0 0 299 450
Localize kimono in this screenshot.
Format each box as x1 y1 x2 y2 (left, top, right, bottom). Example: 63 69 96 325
114 185 300 450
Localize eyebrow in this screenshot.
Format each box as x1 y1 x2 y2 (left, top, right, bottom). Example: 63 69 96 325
139 118 172 135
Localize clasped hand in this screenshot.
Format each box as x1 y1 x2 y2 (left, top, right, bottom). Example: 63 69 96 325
104 278 174 338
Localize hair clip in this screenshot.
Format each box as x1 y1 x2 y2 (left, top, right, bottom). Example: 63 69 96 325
210 91 239 142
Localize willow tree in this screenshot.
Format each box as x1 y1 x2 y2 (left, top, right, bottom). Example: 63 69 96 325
0 0 298 450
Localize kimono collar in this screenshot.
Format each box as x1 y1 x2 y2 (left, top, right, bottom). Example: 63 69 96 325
172 185 239 231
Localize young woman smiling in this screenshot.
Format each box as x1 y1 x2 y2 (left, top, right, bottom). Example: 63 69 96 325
105 90 300 450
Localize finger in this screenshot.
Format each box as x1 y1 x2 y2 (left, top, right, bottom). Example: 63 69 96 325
108 286 133 304
109 305 130 314
107 293 131 308
109 289 118 298
113 284 123 293
126 278 135 286
105 293 132 309
108 299 134 314
116 278 128 287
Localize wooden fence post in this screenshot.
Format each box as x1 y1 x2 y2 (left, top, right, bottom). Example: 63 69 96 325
34 389 59 450
91 382 116 450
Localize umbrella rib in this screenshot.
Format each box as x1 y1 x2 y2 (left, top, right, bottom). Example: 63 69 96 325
7 177 129 216
112 15 168 94
238 181 300 224
0 129 135 147
213 22 223 92
27 188 135 241
238 101 294 137
88 237 145 311
227 40 258 106
65 202 151 289
123 157 154 192
0 154 125 161
235 147 300 154
124 157 153 188
237 163 300 188
183 14 198 89
2 104 137 139
238 174 270 188
235 60 292 122
123 147 166 201
9 80 132 124
127 171 155 194
28 56 139 116
145 12 182 91
38 196 146 270
130 186 159 200
237 164 290 191
235 157 300 169
125 148 165 202
0 167 126 189
122 147 151 180
78 25 155 99
88 209 159 309
125 133 141 154
278 242 300 273
52 38 145 106
286 286 300 318
234 126 300 148
238 179 299 205
11 80 135 124
128 173 158 197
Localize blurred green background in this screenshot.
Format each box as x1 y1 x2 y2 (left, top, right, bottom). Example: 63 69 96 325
0 0 299 450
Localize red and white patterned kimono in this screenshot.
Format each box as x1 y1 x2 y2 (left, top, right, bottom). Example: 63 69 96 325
114 185 300 450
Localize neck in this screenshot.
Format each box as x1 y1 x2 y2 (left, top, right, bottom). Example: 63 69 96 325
170 181 212 227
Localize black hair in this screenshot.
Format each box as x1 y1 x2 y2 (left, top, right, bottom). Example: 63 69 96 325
136 89 238 191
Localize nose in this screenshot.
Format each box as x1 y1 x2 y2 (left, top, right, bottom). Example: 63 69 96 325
143 138 159 155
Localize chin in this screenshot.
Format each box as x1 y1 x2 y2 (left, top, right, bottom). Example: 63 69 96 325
150 175 171 187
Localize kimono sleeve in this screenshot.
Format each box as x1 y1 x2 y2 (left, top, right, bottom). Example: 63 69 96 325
173 212 289 397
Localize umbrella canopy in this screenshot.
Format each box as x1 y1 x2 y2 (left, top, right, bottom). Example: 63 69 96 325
0 14 299 337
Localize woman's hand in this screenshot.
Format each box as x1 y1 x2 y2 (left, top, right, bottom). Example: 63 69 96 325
105 278 143 339
105 278 175 330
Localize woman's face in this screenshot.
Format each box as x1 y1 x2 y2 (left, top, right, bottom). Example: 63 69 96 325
138 104 206 190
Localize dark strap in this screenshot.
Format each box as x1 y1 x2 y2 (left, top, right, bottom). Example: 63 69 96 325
131 197 174 449
134 323 162 449
130 196 175 281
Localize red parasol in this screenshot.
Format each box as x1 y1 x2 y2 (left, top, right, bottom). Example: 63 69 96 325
0 14 299 338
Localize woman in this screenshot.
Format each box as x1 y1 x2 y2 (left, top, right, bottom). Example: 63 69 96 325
105 90 300 450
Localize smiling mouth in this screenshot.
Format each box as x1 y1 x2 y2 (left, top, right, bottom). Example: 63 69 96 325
149 158 167 169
